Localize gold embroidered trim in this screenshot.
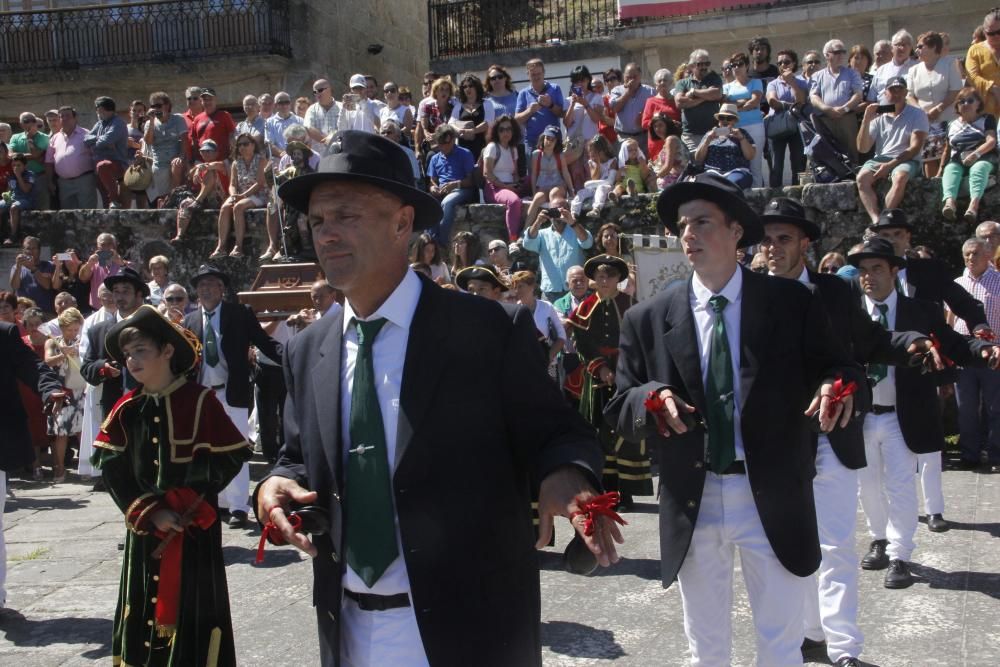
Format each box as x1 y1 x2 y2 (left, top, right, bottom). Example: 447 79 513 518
124 493 157 534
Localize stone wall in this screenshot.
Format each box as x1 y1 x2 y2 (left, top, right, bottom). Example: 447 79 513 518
17 178 989 295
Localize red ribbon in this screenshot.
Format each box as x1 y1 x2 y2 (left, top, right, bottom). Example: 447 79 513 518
975 328 997 342
255 512 301 564
929 333 955 368
570 492 628 537
153 488 216 633
825 376 858 418
644 390 668 435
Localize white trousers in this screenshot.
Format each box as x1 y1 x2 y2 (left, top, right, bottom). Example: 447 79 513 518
676 472 804 667
340 595 429 667
216 393 250 515
803 436 863 662
744 122 767 187
858 413 918 561
0 470 6 607
570 183 611 216
917 451 945 515
77 384 102 478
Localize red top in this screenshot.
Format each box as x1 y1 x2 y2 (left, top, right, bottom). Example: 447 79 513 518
189 110 236 161
642 96 682 159
598 96 618 145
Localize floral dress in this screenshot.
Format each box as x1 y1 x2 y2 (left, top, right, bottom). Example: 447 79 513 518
47 336 86 436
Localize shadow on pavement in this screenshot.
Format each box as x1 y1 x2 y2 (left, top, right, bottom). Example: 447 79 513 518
536 550 662 580
6 496 90 511
223 544 303 568
909 563 1000 599
929 518 1000 538
0 611 111 657
541 619 626 659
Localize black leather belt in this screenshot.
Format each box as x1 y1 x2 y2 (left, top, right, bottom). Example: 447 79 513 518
343 589 411 611
872 405 896 415
210 383 225 390
717 460 746 475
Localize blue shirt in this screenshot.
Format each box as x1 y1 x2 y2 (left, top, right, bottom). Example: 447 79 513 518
609 83 655 134
85 115 129 167
810 67 863 109
521 224 594 293
427 145 475 183
489 92 519 119
264 113 304 152
515 82 565 147
765 75 810 112
723 79 764 126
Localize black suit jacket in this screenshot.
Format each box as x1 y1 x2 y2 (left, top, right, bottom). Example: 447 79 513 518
882 294 984 454
80 318 124 418
605 267 868 585
256 275 601 667
904 258 987 331
1 323 63 472
183 302 281 409
807 270 923 469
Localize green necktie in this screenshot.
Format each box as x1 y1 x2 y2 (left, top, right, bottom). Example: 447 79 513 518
706 295 736 474
345 317 398 588
203 310 219 367
868 303 889 386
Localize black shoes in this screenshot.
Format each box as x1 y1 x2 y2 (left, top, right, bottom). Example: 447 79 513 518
835 658 862 667
860 539 889 570
801 637 827 661
884 559 914 589
926 513 950 532
228 510 248 528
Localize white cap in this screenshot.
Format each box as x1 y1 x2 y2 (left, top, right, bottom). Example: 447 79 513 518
349 74 367 89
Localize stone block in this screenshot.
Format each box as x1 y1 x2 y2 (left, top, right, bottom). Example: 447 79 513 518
801 181 858 211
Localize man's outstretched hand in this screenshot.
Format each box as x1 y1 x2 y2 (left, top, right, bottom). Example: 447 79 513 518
256 476 320 558
535 466 624 567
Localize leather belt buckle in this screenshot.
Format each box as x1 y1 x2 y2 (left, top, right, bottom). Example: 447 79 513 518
343 589 411 612
210 384 225 390
872 404 895 415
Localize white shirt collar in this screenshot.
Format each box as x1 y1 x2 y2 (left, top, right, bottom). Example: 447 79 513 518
692 265 743 311
768 265 810 285
865 287 898 317
342 269 422 334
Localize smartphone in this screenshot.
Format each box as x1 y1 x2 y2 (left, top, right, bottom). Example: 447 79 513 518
542 207 561 218
96 249 113 267
55 252 72 262
571 85 583 97
876 104 895 114
714 126 731 138
343 93 360 109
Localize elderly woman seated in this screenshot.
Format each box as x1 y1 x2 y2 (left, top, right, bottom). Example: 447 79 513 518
692 103 756 189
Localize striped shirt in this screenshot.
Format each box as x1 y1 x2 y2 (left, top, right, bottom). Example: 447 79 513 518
953 266 1000 335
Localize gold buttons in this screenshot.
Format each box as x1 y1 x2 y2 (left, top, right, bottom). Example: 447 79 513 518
151 597 158 603
144 641 151 647
153 575 159 581
153 460 159 466
694 461 704 469
147 620 153 626
153 416 161 423
686 500 697 508
151 437 158 444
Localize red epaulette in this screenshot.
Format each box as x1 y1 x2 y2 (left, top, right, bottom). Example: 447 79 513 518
567 293 602 330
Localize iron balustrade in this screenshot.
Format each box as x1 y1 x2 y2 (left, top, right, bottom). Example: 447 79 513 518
428 0 618 60
0 0 291 73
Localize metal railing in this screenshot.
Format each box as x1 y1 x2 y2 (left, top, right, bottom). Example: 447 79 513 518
428 0 618 60
0 0 291 73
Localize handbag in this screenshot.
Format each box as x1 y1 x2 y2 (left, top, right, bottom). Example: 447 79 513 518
123 159 153 192
765 110 798 140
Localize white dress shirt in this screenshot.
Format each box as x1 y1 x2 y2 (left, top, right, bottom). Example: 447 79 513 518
340 269 421 595
865 289 898 406
896 266 913 297
690 267 745 461
199 306 229 388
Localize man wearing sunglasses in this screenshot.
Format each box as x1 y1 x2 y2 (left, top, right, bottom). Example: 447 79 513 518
675 49 723 153
868 29 917 104
966 7 1000 116
189 87 236 163
304 79 340 153
264 91 304 161
810 39 864 165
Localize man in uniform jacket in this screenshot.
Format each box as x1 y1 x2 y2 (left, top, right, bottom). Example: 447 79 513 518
759 198 939 667
80 268 149 419
605 173 868 667
1 322 63 609
252 131 615 667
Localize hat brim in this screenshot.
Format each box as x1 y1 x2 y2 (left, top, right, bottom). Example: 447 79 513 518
104 273 150 296
584 256 629 280
868 221 914 233
455 269 507 292
278 173 442 231
847 252 906 269
104 305 198 375
190 269 230 289
760 214 821 241
657 181 762 248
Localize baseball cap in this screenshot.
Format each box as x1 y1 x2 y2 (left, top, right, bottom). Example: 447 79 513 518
885 76 907 90
199 87 217 97
541 125 561 139
199 139 218 152
349 74 367 89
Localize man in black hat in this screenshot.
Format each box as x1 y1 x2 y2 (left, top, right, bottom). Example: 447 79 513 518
454 264 508 300
81 267 150 420
759 197 941 666
253 131 613 666
605 172 867 667
848 238 996 590
856 76 928 224
182 265 281 528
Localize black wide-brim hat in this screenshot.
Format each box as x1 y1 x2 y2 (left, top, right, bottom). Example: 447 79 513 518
847 237 906 269
105 305 199 374
455 265 508 292
277 131 443 230
104 267 150 297
584 254 629 280
190 264 230 289
760 197 821 241
657 172 762 248
867 208 913 233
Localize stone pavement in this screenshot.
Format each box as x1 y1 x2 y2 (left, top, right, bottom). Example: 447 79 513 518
2 457 999 667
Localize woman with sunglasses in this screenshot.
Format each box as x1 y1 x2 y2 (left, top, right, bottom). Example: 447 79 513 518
379 82 415 137
417 77 458 163
563 65 604 190
485 65 518 118
693 103 755 188
722 52 765 186
450 75 494 161
909 31 964 179
483 115 526 241
963 8 1000 117
940 87 997 222
817 251 846 274
765 49 809 186
210 133 266 259
598 69 623 145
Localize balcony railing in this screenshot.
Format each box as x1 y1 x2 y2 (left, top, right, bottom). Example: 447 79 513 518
0 0 291 74
428 0 618 60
